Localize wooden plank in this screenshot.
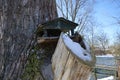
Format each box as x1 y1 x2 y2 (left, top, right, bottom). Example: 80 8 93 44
95 65 117 71
37 37 59 43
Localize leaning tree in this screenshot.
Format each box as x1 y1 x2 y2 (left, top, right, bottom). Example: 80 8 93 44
0 0 57 80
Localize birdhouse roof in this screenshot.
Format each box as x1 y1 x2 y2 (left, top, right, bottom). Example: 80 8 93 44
38 17 78 30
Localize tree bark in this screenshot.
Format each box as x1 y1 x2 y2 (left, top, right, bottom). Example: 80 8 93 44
0 0 57 80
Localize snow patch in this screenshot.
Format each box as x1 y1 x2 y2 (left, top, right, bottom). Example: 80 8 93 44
63 34 92 61
83 40 90 52
96 54 114 57
97 76 114 80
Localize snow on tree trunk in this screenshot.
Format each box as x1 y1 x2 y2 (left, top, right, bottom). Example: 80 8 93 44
52 33 95 80
0 0 57 80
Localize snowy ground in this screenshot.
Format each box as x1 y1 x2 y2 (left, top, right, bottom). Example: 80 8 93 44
90 54 116 80
97 76 114 80
96 54 114 57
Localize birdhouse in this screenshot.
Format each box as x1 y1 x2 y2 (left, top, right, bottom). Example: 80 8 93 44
36 17 78 43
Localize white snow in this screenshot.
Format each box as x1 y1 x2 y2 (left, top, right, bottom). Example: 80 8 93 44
83 40 90 52
62 34 92 61
97 76 114 80
96 54 114 57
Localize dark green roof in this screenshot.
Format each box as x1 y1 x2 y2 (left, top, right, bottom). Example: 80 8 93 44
38 17 78 30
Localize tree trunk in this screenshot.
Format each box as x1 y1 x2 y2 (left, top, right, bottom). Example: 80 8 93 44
0 0 57 80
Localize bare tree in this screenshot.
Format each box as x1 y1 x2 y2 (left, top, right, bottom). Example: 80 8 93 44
83 21 101 56
113 31 120 55
117 31 120 41
112 0 120 26
56 0 94 33
96 32 109 54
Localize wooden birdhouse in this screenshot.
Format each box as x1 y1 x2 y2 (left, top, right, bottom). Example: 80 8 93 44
36 17 78 43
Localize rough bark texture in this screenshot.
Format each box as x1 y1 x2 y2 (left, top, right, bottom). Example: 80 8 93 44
52 33 95 80
0 0 57 80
